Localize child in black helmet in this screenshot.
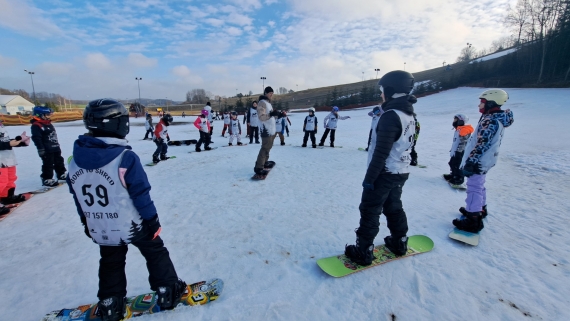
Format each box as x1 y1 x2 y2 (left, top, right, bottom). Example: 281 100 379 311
345 70 417 266
68 99 186 321
152 113 173 163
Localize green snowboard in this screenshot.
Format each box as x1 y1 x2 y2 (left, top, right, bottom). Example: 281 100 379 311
40 278 223 320
317 235 434 277
145 156 177 166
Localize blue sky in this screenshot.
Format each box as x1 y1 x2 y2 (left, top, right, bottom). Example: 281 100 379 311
0 0 516 101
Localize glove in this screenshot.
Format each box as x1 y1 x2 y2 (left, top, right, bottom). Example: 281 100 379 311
462 162 478 177
362 180 375 191
80 216 91 239
143 215 162 240
38 149 45 157
167 136 171 142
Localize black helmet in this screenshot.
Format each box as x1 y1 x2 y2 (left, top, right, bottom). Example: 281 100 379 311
162 113 173 126
378 70 414 100
84 99 129 138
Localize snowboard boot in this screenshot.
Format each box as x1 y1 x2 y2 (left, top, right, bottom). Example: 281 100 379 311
410 159 418 166
254 167 269 176
281 142 285 146
228 143 233 146
42 179 59 187
443 174 453 181
160 154 169 161
318 142 324 146
264 161 276 169
0 205 10 215
448 177 464 186
365 147 368 151
1 188 26 205
152 154 160 164
237 142 243 146
205 146 212 151
312 144 317 148
255 140 260 144
97 296 126 321
453 211 484 233
459 205 487 219
156 279 187 310
384 235 408 256
58 172 68 180
345 235 374 266
330 142 334 148
195 147 202 152
302 143 307 147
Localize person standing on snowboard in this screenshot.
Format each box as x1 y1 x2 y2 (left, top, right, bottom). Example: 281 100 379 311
67 99 186 321
443 114 474 186
253 86 282 177
452 89 514 233
30 106 67 187
345 70 417 266
318 106 350 147
0 119 29 215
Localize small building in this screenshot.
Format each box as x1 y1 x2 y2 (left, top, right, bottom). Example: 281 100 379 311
0 95 35 115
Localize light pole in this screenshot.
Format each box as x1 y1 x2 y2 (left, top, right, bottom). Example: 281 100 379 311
362 71 364 81
24 69 36 103
135 77 142 114
404 62 406 71
296 84 298 92
236 89 238 97
374 68 380 79
443 61 446 66
260 77 266 92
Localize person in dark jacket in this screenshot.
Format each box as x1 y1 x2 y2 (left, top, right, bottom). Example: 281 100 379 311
345 70 417 266
30 106 67 187
67 99 186 321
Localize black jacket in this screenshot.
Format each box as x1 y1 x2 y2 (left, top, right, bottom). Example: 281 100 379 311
30 118 61 153
365 95 416 182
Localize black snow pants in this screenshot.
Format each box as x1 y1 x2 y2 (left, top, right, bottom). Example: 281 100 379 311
356 173 409 246
98 235 179 300
41 150 66 180
196 131 211 148
319 128 336 144
448 151 465 182
153 140 168 157
249 126 259 143
303 130 316 146
144 129 154 140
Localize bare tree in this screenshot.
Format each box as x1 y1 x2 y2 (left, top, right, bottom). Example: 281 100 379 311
505 0 532 46
531 0 564 83
186 89 210 104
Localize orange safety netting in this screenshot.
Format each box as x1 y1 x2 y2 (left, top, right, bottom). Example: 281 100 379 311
0 111 84 126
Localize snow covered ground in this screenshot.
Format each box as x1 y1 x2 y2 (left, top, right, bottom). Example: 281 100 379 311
470 48 518 64
1 87 569 320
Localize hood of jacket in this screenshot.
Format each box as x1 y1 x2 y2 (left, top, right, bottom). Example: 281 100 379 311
258 95 270 103
488 109 514 128
72 135 131 170
382 95 416 116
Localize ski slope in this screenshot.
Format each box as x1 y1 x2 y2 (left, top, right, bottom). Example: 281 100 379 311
0 87 569 321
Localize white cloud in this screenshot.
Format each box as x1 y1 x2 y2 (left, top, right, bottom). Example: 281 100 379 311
0 0 64 39
227 12 252 26
127 53 158 68
204 18 225 27
171 65 192 77
226 0 262 11
85 53 112 70
268 21 276 28
0 54 17 67
227 26 243 36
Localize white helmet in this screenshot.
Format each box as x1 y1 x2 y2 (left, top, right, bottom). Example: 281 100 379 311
479 89 508 106
309 107 315 113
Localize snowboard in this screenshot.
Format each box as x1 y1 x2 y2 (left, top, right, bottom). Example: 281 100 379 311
317 235 434 277
417 165 427 168
322 145 342 148
145 156 177 166
449 228 479 246
294 145 324 149
30 183 66 194
358 147 368 152
40 278 223 321
222 144 248 147
442 174 466 190
0 193 33 222
189 147 218 153
251 164 276 181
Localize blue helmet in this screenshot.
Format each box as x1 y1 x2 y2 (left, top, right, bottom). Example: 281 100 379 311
33 106 53 117
332 106 339 112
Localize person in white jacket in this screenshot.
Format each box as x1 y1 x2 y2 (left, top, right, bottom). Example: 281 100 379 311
143 114 154 140
318 106 350 147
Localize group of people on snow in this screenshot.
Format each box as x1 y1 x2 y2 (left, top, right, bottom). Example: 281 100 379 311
0 67 514 320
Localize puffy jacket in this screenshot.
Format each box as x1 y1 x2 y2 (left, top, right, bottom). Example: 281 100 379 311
257 95 275 137
30 118 61 153
450 125 474 157
461 109 514 174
